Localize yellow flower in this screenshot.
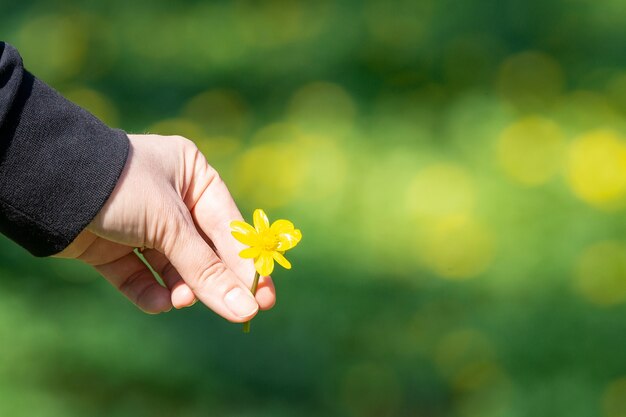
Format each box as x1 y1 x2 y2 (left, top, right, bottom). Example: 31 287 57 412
230 209 302 276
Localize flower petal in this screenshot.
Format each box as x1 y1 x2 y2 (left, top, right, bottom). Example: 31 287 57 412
276 228 302 251
254 252 274 276
270 219 295 235
230 221 260 246
239 247 261 259
231 232 260 246
272 251 292 270
230 220 257 235
253 209 270 232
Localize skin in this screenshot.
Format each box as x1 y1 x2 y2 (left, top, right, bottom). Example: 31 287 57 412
56 134 276 322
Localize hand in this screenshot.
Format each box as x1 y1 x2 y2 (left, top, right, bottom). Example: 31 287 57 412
56 134 276 321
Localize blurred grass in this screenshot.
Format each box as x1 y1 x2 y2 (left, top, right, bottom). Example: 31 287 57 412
3 0 626 416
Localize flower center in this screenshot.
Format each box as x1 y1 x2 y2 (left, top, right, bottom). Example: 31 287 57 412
260 230 278 251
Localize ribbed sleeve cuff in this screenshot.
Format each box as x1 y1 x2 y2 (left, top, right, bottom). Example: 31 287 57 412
0 49 129 256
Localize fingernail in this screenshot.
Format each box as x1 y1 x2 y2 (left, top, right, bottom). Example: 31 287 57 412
224 287 258 318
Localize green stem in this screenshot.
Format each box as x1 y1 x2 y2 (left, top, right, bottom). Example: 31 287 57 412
243 271 260 333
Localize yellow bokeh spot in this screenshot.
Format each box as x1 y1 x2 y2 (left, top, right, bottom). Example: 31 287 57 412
235 122 349 210
574 241 626 306
234 1 324 47
419 215 495 280
567 130 626 210
497 116 565 186
63 88 119 126
406 164 475 218
182 89 250 137
244 123 347 204
232 140 307 208
434 329 512 417
435 329 495 375
604 377 626 417
363 0 434 51
250 123 301 145
497 51 564 109
196 136 242 161
554 91 622 135
455 383 513 417
450 359 505 393
435 329 507 394
296 135 348 202
148 118 206 141
287 82 356 136
17 15 87 82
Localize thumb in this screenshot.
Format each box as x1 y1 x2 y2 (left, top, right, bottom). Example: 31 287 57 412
162 218 259 323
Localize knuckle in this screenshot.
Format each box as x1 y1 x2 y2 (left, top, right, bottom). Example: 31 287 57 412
168 134 187 142
176 135 197 150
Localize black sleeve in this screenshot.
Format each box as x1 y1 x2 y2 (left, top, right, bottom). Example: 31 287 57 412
0 42 129 257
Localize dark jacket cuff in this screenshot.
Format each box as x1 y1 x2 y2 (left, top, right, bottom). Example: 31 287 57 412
0 42 129 256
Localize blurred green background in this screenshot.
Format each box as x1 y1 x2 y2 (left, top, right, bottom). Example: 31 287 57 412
3 0 626 416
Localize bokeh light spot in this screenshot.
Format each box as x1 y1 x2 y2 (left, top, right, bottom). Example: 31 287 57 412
497 116 565 186
496 51 564 109
574 241 626 306
435 329 498 385
232 139 307 208
451 359 505 393
287 82 356 137
567 130 626 210
436 329 494 368
434 329 512 417
234 1 325 47
455 384 513 417
17 15 87 82
182 89 250 137
419 215 495 280
603 377 626 417
368 93 436 146
443 92 514 163
250 122 301 145
406 163 475 218
553 91 622 136
63 87 119 126
148 118 206 141
363 0 434 51
295 135 348 202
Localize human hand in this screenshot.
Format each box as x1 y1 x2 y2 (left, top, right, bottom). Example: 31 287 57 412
56 134 276 321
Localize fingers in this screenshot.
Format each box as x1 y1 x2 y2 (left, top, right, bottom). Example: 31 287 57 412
192 182 278 309
187 163 255 282
195 227 277 310
255 275 277 311
184 151 277 305
162 219 260 323
141 249 196 309
95 252 173 314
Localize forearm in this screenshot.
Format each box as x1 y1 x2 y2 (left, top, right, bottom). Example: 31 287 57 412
0 41 129 256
